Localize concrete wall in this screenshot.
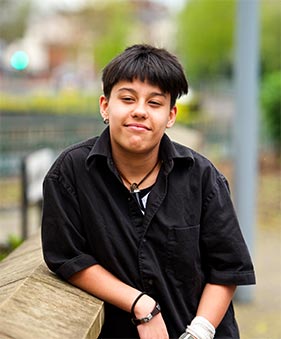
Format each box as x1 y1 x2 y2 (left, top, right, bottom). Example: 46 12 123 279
0 232 104 339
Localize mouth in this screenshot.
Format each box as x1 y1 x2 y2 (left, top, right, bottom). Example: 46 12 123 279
125 123 151 131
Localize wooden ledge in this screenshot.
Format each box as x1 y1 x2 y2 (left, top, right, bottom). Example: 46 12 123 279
0 232 104 339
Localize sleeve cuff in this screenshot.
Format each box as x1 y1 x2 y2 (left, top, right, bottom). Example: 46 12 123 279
56 254 98 280
207 269 256 286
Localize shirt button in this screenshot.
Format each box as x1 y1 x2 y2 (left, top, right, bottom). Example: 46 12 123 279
142 238 146 243
148 279 154 286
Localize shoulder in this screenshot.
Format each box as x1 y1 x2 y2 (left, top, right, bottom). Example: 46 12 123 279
164 134 217 172
46 136 98 179
172 142 230 198
171 140 220 177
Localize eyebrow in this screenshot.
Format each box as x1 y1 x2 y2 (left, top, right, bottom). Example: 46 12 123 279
117 87 167 98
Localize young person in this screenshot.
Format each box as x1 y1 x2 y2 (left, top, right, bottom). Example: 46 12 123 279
41 44 255 339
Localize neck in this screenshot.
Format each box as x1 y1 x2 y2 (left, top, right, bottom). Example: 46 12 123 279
113 147 159 174
113 152 160 191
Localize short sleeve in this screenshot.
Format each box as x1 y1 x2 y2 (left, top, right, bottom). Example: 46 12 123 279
41 162 98 280
200 174 256 286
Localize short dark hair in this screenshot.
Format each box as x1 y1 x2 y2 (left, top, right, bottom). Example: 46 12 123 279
102 44 188 108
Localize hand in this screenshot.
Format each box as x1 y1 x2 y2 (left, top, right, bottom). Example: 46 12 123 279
137 312 169 339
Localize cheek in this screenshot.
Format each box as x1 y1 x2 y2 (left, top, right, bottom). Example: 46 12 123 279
108 102 127 117
155 112 172 127
107 108 121 123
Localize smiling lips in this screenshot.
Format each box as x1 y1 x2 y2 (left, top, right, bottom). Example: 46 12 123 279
125 123 151 131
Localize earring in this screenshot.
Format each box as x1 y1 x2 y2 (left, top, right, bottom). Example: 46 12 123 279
103 118 109 125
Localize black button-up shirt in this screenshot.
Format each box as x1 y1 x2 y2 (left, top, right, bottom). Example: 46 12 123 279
42 127 255 338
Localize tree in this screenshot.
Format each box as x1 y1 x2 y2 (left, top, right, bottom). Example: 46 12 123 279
90 1 134 70
176 0 235 83
176 0 281 83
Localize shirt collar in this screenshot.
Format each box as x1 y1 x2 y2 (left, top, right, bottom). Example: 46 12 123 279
86 126 195 169
86 127 111 169
159 133 195 173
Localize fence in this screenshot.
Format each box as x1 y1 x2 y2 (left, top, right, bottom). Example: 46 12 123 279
0 113 104 177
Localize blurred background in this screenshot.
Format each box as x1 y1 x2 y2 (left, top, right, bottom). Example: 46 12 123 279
0 0 280 338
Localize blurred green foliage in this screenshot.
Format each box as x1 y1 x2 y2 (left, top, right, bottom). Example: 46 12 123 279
0 90 99 115
177 0 281 83
177 0 235 83
176 91 202 125
90 2 134 70
260 71 281 150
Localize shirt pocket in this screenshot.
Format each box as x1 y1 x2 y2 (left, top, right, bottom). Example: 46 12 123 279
166 225 201 283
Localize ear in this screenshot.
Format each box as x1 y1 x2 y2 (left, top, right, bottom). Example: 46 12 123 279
99 95 109 121
166 105 177 128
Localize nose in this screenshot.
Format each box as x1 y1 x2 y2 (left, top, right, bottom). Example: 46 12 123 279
131 102 148 119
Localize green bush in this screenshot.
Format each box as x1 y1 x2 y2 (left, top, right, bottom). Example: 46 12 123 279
0 90 100 116
260 71 281 150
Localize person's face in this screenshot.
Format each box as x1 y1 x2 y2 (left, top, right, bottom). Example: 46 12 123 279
100 79 177 157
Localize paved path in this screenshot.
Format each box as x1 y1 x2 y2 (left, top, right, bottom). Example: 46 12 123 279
234 226 281 339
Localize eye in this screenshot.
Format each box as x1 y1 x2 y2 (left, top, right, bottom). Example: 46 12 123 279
121 96 134 103
149 100 161 106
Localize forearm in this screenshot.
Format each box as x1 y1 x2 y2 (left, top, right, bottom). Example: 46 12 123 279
68 264 153 313
179 283 237 339
68 264 169 338
196 283 237 328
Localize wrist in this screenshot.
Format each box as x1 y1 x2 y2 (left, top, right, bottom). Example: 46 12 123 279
130 292 161 326
133 293 156 318
132 301 161 326
186 316 215 339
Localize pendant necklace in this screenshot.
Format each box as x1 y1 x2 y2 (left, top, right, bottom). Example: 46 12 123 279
116 159 161 213
118 159 160 193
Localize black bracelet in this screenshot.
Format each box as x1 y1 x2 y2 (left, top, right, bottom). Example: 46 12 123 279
131 302 161 326
130 292 147 316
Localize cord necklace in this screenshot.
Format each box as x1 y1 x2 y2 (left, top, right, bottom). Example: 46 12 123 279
118 160 160 193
